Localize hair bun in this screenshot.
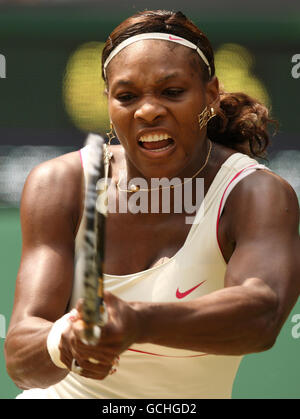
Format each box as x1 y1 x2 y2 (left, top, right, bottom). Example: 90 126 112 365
174 11 187 20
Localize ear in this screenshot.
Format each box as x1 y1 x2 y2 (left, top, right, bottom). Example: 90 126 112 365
205 76 220 110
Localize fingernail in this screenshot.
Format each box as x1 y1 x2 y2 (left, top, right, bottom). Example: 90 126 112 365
69 309 78 322
113 358 119 367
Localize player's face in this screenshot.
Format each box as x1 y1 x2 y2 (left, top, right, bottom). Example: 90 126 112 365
106 40 218 179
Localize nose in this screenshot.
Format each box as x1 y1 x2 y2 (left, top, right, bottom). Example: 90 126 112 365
134 97 167 123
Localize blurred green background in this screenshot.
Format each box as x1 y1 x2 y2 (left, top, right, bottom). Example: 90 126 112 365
0 1 299 399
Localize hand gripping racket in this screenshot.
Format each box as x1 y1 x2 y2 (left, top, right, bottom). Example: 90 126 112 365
77 134 110 345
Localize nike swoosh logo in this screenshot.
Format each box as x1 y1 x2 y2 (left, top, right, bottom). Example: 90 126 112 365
176 281 206 299
169 35 182 41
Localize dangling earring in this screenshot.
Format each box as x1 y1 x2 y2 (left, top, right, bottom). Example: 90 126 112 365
103 122 114 175
106 122 116 145
198 106 216 130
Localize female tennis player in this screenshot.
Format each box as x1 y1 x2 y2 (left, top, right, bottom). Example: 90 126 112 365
5 10 300 399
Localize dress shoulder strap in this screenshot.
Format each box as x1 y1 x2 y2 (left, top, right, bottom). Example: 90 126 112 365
218 162 270 217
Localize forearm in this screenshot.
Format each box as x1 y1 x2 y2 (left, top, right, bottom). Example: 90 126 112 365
132 278 279 355
5 317 69 390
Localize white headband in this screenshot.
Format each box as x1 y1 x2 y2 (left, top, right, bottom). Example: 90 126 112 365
103 32 211 78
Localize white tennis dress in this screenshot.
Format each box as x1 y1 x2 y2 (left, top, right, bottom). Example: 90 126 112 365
17 144 268 399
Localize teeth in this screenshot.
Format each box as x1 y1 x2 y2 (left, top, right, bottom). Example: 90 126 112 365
139 133 171 142
150 144 173 152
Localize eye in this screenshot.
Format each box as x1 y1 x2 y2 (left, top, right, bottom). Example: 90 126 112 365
116 93 136 103
163 88 185 98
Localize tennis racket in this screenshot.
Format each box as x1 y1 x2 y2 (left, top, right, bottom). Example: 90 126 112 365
77 134 109 346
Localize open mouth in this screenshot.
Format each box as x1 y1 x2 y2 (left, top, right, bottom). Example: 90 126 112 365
138 133 175 152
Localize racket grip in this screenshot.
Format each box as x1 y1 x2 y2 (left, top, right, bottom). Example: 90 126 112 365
80 303 108 346
80 324 102 346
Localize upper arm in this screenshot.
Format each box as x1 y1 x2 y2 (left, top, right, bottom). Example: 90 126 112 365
8 152 83 329
223 170 300 326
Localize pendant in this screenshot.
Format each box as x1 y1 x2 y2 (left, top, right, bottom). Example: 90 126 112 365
129 184 140 192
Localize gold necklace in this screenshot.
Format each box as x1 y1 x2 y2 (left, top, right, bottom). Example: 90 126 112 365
116 139 213 193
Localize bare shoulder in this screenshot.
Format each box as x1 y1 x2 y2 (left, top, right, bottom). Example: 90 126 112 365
230 168 299 214
225 168 300 240
234 168 298 199
24 150 82 191
21 150 83 236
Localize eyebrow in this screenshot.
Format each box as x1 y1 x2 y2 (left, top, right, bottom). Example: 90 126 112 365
109 79 134 94
155 72 180 84
112 72 181 90
113 79 134 88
